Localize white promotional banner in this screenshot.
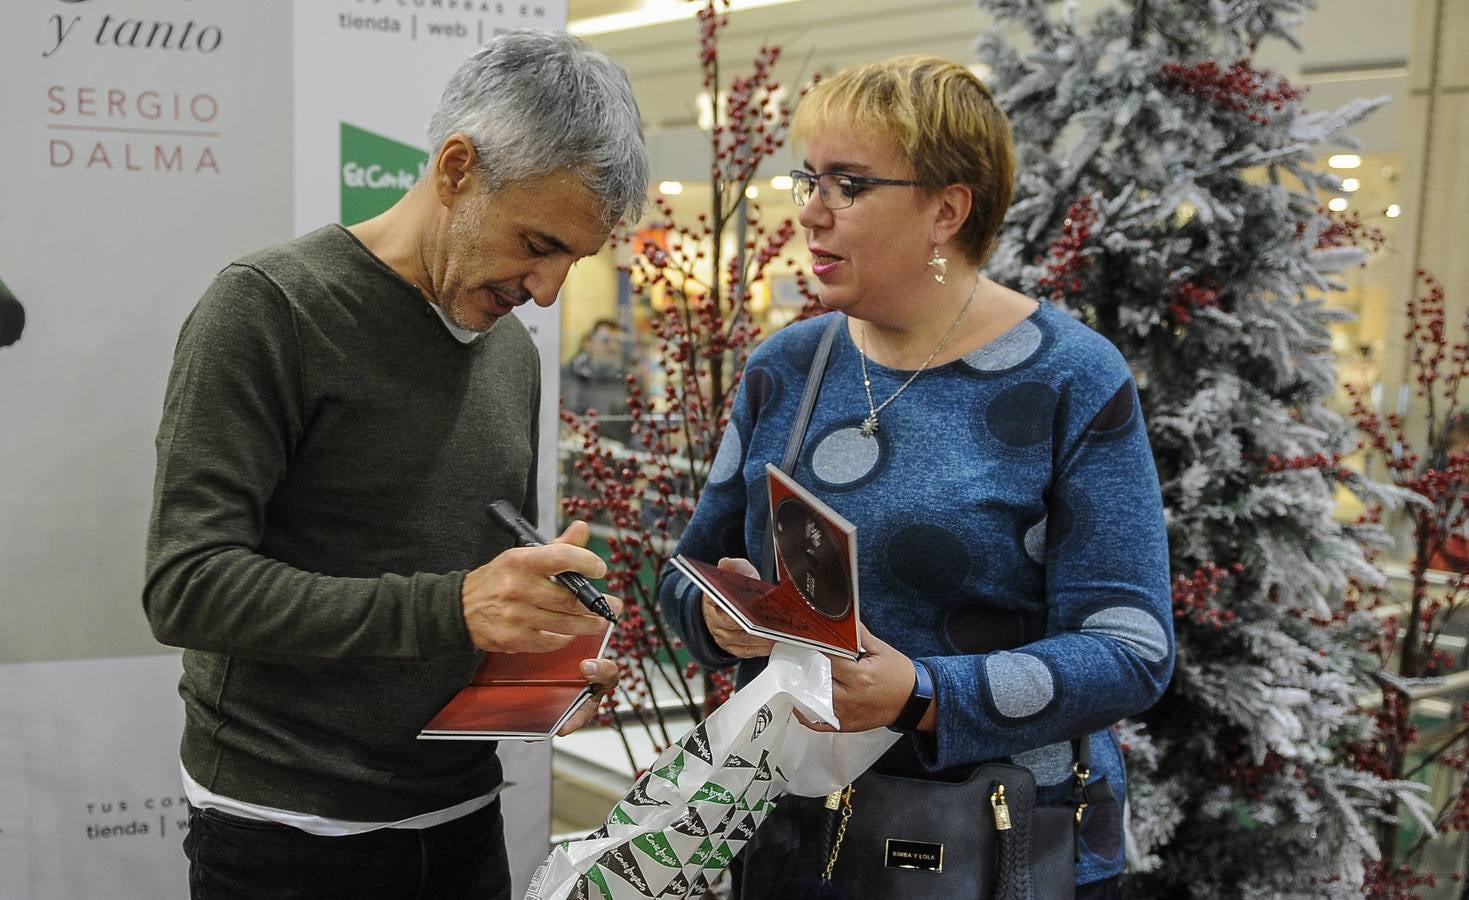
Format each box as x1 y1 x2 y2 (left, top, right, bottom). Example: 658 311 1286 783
3 0 571 896
290 4 569 894
0 656 189 899
2 2 294 896
0 1 295 664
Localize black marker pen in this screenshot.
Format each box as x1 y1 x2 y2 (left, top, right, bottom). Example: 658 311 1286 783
487 501 618 624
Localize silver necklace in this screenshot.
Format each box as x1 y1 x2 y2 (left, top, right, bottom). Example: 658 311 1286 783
856 275 978 438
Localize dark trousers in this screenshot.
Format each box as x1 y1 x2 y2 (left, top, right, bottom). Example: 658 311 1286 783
1077 875 1122 899
183 798 511 900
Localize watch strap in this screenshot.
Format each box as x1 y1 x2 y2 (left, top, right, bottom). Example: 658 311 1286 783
891 659 935 732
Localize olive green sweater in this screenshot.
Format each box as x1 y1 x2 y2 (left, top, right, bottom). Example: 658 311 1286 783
144 225 540 820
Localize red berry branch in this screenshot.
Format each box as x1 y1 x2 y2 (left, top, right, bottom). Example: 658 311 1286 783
1171 561 1241 630
1315 208 1387 254
1158 58 1304 125
1166 276 1221 324
559 0 814 773
1035 196 1097 301
1344 269 1469 883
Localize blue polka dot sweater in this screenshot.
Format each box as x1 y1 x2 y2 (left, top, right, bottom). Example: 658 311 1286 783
657 303 1174 884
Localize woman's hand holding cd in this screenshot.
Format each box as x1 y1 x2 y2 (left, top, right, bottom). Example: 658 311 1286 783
700 557 779 658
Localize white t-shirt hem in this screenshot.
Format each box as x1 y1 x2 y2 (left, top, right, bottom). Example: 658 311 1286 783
180 760 501 836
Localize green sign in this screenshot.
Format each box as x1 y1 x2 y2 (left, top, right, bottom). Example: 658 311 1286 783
339 122 428 226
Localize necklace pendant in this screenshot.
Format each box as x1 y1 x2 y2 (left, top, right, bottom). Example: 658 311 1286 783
860 414 880 438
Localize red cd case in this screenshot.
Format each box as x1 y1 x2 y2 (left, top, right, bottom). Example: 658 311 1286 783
670 463 862 660
418 621 613 741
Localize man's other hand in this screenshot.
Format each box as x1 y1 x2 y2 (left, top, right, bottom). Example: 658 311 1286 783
556 658 619 736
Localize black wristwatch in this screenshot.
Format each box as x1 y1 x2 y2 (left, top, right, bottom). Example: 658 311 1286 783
890 659 935 732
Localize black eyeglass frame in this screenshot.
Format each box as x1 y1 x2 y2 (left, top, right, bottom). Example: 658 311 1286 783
788 169 921 209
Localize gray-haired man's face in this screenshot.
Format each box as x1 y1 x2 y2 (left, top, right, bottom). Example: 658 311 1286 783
432 168 610 333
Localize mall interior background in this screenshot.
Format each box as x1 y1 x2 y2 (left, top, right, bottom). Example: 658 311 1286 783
1 0 1463 894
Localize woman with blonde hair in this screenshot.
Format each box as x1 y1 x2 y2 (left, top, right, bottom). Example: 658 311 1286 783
660 55 1172 898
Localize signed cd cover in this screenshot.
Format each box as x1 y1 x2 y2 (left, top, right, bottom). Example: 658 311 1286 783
418 621 613 741
670 463 862 660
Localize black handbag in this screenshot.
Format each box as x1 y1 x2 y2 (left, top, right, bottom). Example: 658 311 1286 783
740 758 1106 900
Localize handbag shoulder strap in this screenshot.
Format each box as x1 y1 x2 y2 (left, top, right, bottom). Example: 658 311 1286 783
761 313 842 582
781 313 842 474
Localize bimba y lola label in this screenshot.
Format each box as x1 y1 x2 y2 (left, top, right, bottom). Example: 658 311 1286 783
884 838 943 872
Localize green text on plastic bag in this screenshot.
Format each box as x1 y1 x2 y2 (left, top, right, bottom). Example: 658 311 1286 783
632 832 683 870
652 752 686 787
691 783 734 805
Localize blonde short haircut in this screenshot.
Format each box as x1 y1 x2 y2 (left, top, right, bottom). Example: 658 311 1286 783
793 56 1015 265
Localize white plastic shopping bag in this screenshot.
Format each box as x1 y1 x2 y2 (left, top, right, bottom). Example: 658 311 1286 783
525 644 899 900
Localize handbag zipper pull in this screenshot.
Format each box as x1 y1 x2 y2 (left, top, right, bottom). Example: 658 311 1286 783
1073 761 1092 825
990 783 1012 831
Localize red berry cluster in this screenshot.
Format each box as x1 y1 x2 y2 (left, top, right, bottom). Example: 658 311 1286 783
1257 450 1344 476
1215 745 1286 803
1157 58 1304 125
1362 860 1443 898
1170 561 1241 629
1354 691 1427 795
1166 277 1220 324
1314 207 1387 254
790 272 828 321
1345 273 1464 485
1403 272 1461 411
1035 196 1096 300
1438 736 1469 832
685 662 735 710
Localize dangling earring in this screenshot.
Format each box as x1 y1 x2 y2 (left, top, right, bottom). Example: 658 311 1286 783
927 246 948 284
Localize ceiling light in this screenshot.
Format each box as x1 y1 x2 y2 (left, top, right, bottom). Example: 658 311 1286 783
570 0 805 36
696 91 715 132
1386 204 1402 218
658 181 684 196
744 186 759 199
1340 177 1360 192
1328 197 1349 212
1328 154 1362 169
770 174 793 191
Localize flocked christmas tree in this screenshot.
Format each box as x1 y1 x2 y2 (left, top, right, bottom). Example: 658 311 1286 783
974 0 1431 894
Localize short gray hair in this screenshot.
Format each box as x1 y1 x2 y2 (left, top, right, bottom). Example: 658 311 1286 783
428 30 649 226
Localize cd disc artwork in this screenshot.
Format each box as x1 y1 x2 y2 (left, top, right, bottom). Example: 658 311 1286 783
674 462 861 659
774 498 853 619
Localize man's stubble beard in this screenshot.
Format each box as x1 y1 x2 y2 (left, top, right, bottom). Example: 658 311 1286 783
442 194 504 334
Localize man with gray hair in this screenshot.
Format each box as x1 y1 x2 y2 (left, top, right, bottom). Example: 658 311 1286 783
143 30 648 899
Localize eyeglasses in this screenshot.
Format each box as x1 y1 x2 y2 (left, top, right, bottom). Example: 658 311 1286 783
789 170 920 210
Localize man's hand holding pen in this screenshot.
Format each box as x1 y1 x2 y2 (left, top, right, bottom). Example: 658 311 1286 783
485 501 619 623
462 518 623 655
